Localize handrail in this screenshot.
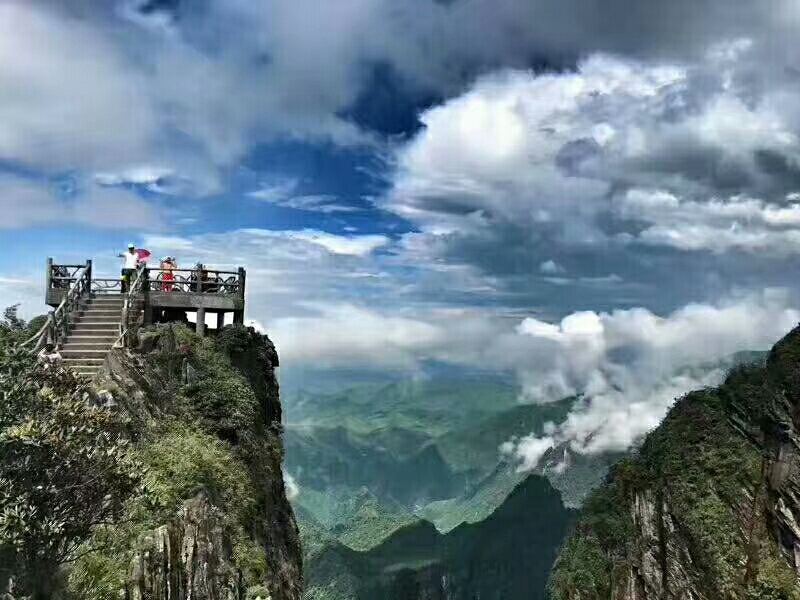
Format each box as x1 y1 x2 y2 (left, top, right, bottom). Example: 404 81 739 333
21 261 92 354
113 264 147 349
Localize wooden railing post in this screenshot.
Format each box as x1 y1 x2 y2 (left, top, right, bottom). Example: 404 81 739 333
143 268 152 326
46 257 53 291
46 311 55 348
238 267 246 300
86 259 92 295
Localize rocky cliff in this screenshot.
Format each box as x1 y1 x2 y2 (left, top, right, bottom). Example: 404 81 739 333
549 326 800 599
67 324 303 600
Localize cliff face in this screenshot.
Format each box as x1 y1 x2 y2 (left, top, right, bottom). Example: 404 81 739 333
69 324 303 600
549 327 800 600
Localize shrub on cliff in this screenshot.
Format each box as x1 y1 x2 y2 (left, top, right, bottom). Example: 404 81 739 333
0 343 139 600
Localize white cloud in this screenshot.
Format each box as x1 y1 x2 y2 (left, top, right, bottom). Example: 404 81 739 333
269 303 444 369
384 55 686 229
248 180 359 213
248 180 302 202
617 189 800 253
382 48 800 257
0 175 159 230
283 470 300 501
504 289 800 461
279 230 389 256
539 260 565 274
0 3 157 172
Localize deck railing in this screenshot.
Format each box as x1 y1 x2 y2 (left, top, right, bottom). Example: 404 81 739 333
146 268 244 296
47 264 246 299
21 260 93 354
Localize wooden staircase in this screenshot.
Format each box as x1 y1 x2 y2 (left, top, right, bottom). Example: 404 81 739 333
60 294 123 376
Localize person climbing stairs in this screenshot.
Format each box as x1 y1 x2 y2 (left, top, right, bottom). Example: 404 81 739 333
59 294 124 376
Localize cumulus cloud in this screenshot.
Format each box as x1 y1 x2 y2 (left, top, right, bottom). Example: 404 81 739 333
386 47 800 234
503 289 800 462
7 0 799 189
0 175 160 230
375 41 800 316
617 189 800 253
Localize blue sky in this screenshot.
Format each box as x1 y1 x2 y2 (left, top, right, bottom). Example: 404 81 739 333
4 0 800 461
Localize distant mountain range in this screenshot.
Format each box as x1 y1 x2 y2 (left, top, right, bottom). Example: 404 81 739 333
284 350 770 599
298 474 576 600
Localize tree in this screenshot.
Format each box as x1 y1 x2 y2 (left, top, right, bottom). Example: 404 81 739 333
0 305 47 348
1 306 25 332
0 343 139 600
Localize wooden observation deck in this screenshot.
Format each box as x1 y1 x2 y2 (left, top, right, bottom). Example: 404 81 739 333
18 258 247 376
46 258 246 335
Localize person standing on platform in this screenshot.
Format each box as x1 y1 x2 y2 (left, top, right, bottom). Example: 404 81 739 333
118 243 140 293
160 256 176 291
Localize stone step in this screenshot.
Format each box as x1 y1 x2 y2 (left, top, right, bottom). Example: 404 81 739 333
71 321 120 330
62 342 113 351
80 296 124 305
78 311 122 318
63 357 105 367
68 329 118 337
61 349 109 359
66 334 118 344
84 302 124 309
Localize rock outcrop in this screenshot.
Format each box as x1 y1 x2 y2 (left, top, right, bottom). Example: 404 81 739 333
549 326 800 600
70 324 303 600
127 493 242 600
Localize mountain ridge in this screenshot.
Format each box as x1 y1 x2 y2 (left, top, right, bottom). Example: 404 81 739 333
549 330 799 599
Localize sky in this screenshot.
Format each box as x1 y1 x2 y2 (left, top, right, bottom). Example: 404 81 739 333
3 0 800 465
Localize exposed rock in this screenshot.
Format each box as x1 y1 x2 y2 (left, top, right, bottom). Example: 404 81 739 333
128 493 241 600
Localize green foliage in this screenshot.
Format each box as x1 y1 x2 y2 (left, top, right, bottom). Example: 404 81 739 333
0 342 139 598
246 584 273 600
68 423 264 600
0 305 47 347
549 345 800 599
135 422 252 514
334 495 419 551
67 325 284 599
547 535 609 600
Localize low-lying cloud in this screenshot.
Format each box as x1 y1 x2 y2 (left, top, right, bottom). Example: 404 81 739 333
503 289 800 466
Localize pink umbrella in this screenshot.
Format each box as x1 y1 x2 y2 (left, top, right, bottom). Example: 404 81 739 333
135 248 151 262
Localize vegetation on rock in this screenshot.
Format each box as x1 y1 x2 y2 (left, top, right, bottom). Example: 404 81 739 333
548 330 800 600
0 310 301 600
0 343 139 600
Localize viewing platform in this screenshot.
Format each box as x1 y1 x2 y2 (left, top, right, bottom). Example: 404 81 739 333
22 258 250 376
46 258 247 332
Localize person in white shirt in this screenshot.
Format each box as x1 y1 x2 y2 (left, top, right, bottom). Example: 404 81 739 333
118 243 140 293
